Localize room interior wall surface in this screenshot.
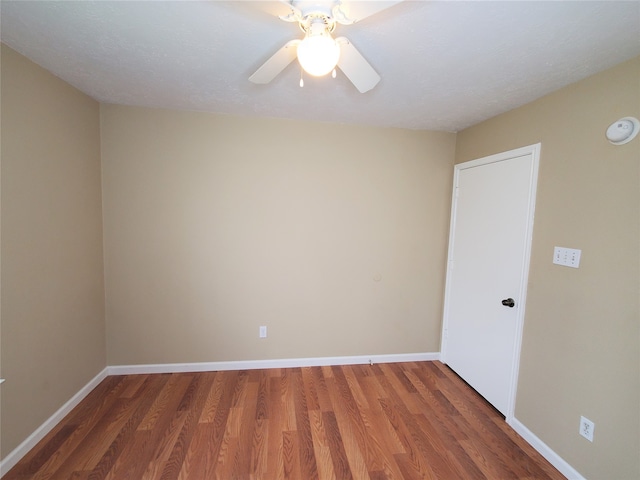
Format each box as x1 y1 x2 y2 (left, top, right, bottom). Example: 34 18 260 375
100 104 456 367
455 56 640 480
0 44 106 458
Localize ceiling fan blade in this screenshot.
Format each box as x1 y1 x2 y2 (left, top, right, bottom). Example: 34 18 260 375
249 40 301 84
336 37 380 93
333 0 403 24
277 1 303 22
244 0 296 18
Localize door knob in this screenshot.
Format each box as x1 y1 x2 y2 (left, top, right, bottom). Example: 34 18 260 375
501 298 515 308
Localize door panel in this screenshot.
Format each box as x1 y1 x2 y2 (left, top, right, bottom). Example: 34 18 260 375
442 146 539 417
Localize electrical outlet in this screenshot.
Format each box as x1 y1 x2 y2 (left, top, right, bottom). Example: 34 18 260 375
259 326 267 338
579 416 594 442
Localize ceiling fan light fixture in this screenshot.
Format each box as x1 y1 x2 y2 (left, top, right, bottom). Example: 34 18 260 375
249 4 388 92
297 29 340 77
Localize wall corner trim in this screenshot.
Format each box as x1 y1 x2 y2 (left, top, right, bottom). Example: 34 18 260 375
509 417 586 480
0 367 110 477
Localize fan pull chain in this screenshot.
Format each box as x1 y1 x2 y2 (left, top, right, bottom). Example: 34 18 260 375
300 68 304 88
332 68 337 79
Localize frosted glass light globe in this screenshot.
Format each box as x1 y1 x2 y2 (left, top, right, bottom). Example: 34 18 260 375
297 34 340 77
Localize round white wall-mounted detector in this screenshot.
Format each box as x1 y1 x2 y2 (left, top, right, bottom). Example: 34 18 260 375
606 117 639 145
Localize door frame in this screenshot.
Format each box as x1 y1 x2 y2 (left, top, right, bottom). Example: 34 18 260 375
440 143 541 422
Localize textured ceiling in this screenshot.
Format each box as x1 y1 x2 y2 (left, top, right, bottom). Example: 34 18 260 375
2 1 639 132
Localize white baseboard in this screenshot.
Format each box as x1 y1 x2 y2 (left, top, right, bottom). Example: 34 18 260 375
510 417 585 480
107 351 441 376
0 367 109 477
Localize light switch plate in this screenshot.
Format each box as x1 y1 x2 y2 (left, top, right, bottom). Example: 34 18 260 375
553 246 581 268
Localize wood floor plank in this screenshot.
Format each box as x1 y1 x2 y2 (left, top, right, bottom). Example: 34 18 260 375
311 364 334 413
6 425 77 478
410 412 470 479
43 375 167 480
5 362 566 480
204 403 244 477
119 374 149 399
65 376 129 428
370 367 440 479
250 417 269 478
138 374 193 432
490 415 566 479
180 371 238 479
280 369 297 433
377 398 438 479
300 367 326 480
231 380 260 478
213 432 241 480
323 375 370 480
282 430 300 479
404 369 487 479
357 377 405 455
321 411 353 480
419 366 523 479
266 376 285 479
249 371 270 477
132 387 193 480
393 452 431 480
307 409 337 480
291 368 319 480
255 370 270 421
198 370 235 424
341 365 371 412
17 376 129 480
97 375 192 480
69 379 157 479
301 367 321 413
73 398 139 471
158 372 214 480
178 424 219 479
331 365 387 475
431 371 527 478
349 369 407 479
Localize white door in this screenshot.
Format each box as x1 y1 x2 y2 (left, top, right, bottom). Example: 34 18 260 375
441 144 540 419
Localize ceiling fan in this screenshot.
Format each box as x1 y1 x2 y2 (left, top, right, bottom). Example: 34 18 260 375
249 0 402 93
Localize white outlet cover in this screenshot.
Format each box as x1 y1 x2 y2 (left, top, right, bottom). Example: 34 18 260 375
579 415 595 442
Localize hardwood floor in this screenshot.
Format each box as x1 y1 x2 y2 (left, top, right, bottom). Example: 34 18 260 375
5 361 565 479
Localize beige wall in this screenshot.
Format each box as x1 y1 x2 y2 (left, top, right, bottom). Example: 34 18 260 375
0 45 106 457
4 39 637 479
100 105 455 365
456 57 640 479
